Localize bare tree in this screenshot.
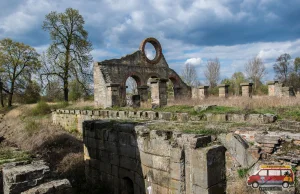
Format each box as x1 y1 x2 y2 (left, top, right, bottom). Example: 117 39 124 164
244 57 266 91
273 53 291 85
181 63 198 87
204 58 220 88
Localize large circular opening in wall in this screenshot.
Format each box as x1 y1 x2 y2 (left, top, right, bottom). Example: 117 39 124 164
145 42 156 60
140 37 162 64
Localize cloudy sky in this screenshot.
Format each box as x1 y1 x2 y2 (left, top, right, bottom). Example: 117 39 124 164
1 0 300 83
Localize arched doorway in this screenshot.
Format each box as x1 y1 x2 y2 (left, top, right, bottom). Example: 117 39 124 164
168 77 181 100
120 177 134 194
123 75 141 107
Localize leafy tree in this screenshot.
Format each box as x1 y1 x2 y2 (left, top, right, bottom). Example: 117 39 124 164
273 53 292 85
231 72 247 95
294 57 300 74
244 57 266 91
0 38 40 106
204 58 220 88
181 63 199 87
41 8 93 102
23 80 41 104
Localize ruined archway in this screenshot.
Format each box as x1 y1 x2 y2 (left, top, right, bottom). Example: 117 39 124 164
93 37 191 108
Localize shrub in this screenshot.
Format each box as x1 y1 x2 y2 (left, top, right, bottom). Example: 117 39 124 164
31 101 51 116
237 168 249 178
25 120 39 136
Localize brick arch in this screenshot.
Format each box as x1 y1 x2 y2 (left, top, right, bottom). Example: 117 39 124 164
122 72 143 87
168 75 181 88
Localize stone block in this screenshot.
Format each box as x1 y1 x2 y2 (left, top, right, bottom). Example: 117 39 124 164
227 114 245 122
119 156 140 171
119 145 136 158
205 113 227 122
118 111 128 119
3 161 50 194
119 132 137 147
190 145 226 189
21 179 72 194
218 133 256 167
158 112 172 121
176 113 189 122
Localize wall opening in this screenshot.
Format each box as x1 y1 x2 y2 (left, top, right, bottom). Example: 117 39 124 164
145 42 156 60
120 177 134 194
167 79 175 103
125 76 140 107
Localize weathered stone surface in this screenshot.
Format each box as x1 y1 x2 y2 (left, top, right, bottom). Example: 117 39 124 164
205 113 227 122
83 120 226 194
21 179 72 194
218 133 256 167
3 161 50 194
218 84 229 98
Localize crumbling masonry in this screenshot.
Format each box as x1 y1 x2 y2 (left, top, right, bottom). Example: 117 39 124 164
93 37 191 108
83 120 226 194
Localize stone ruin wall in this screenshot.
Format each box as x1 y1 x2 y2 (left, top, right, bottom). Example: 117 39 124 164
94 37 191 108
83 120 226 194
52 109 277 134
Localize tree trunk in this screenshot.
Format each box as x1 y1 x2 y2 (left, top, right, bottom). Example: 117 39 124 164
7 82 14 107
64 79 69 102
8 93 13 107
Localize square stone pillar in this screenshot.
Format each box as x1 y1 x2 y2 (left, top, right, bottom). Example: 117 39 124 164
137 85 149 108
199 86 209 99
267 81 279 96
150 78 168 107
106 83 120 108
218 84 229 98
240 83 253 97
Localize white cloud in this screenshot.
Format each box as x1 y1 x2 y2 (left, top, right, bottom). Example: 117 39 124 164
184 57 202 66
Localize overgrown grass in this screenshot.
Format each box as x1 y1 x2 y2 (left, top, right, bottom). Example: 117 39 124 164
147 121 234 135
49 101 69 110
25 120 39 136
0 147 32 165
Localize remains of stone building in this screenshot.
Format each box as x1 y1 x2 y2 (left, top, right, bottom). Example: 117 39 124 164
83 120 226 194
240 82 253 98
218 84 229 98
2 160 72 194
267 81 296 97
93 37 191 108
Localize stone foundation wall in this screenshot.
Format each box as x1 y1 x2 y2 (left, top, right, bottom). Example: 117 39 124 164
52 109 277 133
83 120 226 194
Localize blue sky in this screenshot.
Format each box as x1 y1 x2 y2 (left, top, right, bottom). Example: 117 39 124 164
1 0 300 84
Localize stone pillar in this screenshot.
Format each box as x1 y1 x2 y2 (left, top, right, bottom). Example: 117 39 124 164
138 85 149 108
267 81 278 96
150 78 168 107
240 83 253 97
106 83 120 108
199 86 209 99
218 84 229 98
